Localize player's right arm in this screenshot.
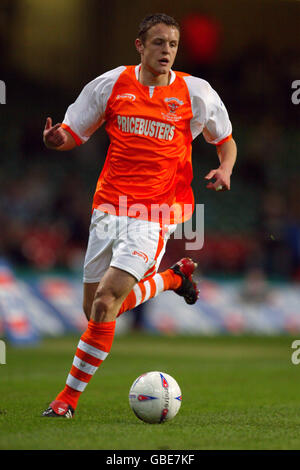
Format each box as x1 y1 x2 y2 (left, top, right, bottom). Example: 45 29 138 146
43 66 126 153
43 117 77 151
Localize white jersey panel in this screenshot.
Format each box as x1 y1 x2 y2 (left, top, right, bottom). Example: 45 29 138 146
183 76 232 144
63 66 126 143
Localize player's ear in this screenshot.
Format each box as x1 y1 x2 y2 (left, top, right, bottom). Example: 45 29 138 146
135 38 144 55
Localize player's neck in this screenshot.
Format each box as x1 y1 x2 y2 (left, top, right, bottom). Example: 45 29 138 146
138 65 170 87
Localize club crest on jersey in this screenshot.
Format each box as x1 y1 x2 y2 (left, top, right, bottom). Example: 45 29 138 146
164 97 184 113
116 93 136 101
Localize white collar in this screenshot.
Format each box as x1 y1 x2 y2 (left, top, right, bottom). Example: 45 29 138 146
135 64 176 86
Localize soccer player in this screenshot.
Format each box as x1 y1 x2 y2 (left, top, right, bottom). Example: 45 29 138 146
42 13 237 418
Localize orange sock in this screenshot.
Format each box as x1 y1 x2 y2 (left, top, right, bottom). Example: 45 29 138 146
56 320 116 410
117 269 182 317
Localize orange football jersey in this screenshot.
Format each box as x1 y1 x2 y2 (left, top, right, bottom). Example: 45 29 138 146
62 65 232 224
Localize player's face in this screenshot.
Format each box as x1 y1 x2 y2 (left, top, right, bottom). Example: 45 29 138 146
138 23 179 77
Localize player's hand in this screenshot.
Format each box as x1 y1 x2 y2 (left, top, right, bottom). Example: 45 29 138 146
204 167 231 191
43 117 66 149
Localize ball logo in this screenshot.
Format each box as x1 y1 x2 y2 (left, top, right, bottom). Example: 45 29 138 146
160 408 169 422
138 394 157 401
160 373 169 388
132 373 147 387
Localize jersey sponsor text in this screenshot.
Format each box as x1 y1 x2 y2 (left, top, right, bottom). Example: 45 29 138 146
117 115 175 141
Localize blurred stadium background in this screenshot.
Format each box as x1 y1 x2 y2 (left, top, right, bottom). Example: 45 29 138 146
0 0 299 344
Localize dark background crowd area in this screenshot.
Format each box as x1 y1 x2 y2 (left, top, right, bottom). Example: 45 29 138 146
0 0 299 282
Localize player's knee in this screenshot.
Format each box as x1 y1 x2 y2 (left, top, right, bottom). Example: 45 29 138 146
83 300 92 321
92 289 119 322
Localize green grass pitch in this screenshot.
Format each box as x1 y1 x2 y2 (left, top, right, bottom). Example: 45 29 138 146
1 333 300 450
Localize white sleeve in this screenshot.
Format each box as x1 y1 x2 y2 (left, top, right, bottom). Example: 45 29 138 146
183 76 232 144
63 66 126 143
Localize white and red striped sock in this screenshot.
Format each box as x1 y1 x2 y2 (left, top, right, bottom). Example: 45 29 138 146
56 320 116 410
117 269 182 317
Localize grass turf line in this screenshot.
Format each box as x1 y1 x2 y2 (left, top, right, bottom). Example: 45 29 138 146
0 334 300 450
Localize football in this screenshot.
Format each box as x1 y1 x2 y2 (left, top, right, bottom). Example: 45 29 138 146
128 371 182 423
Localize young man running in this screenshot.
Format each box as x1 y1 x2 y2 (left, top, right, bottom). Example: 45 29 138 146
42 13 237 417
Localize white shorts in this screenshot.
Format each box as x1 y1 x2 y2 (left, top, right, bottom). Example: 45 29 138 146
83 209 177 283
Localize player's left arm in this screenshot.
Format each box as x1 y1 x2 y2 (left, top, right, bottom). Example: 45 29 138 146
205 137 237 191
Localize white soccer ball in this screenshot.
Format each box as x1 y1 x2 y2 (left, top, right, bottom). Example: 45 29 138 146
129 371 182 424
